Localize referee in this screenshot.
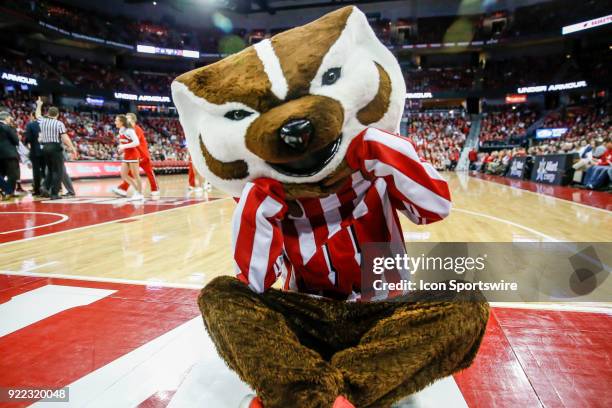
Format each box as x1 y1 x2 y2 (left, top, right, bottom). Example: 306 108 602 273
35 97 78 200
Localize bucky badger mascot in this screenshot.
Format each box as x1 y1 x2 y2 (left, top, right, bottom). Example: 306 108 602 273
172 6 488 408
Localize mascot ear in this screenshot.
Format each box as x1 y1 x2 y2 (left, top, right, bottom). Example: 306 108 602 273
346 7 406 132
345 7 375 41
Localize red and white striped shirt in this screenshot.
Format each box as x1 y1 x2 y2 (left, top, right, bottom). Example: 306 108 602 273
233 127 451 299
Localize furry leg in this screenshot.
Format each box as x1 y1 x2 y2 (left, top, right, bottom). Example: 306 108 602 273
332 299 489 408
199 276 345 408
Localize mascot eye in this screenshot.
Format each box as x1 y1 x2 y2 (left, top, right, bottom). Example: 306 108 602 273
322 67 341 86
224 110 253 121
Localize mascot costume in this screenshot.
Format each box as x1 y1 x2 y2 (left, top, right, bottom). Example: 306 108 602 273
172 6 489 408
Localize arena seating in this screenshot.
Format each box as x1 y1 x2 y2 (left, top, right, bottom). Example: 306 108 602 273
405 67 475 91
47 55 136 92
479 108 538 146
508 0 610 38
476 103 611 189
531 106 610 153
3 0 608 98
4 0 608 59
1 92 188 163
406 112 469 171
0 49 59 81
483 55 567 89
1 0 608 189
132 71 176 95
151 160 190 174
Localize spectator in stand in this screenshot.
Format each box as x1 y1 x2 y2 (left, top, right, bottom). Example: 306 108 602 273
481 151 495 173
0 110 20 199
468 148 478 170
583 141 612 190
406 112 469 171
485 150 507 175
534 106 610 151
449 148 460 171
480 108 536 146
573 139 595 172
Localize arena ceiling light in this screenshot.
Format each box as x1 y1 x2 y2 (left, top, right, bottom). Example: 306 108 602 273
136 44 200 59
406 92 433 99
562 14 612 35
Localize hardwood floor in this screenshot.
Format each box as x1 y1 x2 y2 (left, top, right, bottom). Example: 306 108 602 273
0 173 610 288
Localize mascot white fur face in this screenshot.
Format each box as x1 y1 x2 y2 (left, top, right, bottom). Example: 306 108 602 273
172 6 406 198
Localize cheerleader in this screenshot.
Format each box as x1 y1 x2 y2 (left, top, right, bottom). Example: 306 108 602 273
187 157 212 195
115 115 143 201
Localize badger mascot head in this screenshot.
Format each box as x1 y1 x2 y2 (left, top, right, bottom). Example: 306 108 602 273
172 6 406 198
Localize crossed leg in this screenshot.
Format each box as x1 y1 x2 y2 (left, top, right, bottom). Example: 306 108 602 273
199 276 489 408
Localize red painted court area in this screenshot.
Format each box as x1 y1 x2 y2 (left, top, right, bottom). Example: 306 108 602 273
0 274 201 408
0 196 213 244
456 308 612 408
1 274 610 407
471 172 612 211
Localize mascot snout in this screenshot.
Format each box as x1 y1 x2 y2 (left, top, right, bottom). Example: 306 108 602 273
245 95 344 169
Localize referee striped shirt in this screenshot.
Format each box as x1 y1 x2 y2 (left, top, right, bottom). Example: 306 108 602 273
38 117 67 144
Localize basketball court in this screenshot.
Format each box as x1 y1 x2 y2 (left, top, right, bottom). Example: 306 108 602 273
1 173 610 408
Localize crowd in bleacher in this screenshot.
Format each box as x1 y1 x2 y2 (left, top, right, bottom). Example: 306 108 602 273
473 104 611 190
132 71 176 95
482 55 566 89
3 86 470 173
3 0 608 100
0 92 188 163
479 108 538 146
507 0 608 38
51 55 136 92
406 112 469 171
5 0 195 50
0 49 59 81
4 0 607 54
405 67 475 92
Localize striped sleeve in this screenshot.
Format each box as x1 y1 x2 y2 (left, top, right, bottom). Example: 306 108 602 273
346 128 451 224
232 178 288 293
59 121 67 134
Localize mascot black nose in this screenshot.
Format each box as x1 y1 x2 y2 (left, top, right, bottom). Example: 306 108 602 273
279 119 313 151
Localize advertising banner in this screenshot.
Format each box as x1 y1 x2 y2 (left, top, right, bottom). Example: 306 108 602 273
18 161 144 182
507 156 528 179
530 154 577 185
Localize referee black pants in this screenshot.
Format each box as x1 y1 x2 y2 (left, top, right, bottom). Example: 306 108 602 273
30 154 45 194
42 143 63 196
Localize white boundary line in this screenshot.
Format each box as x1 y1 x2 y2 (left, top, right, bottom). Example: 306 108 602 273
0 269 204 290
469 174 612 215
0 197 232 248
491 302 612 315
452 208 561 242
2 270 608 314
0 212 69 235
